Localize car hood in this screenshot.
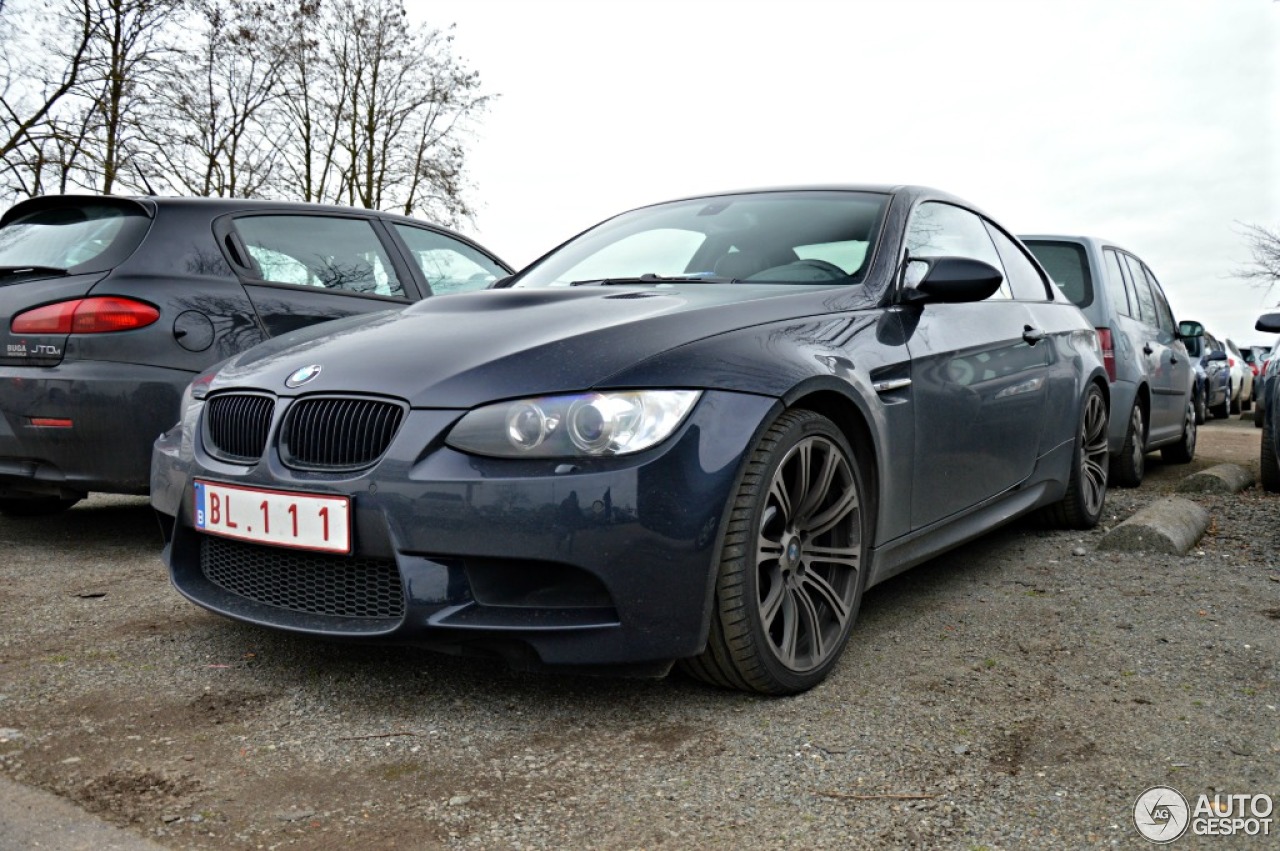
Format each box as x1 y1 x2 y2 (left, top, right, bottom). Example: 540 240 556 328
210 284 864 407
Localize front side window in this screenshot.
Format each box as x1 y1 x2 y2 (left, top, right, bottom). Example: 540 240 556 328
232 215 405 298
906 202 1009 298
513 191 887 288
394 225 507 295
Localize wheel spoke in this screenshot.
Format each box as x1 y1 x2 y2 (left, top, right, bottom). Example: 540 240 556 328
803 543 860 570
795 445 840 524
800 569 853 628
757 531 785 565
787 441 814 521
803 484 858 538
791 584 827 663
758 566 787 628
767 475 794 526
775 591 801 666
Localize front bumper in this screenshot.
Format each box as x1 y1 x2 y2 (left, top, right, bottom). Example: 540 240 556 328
0 360 190 497
153 390 779 669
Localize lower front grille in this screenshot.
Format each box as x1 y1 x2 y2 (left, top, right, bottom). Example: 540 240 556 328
200 536 405 619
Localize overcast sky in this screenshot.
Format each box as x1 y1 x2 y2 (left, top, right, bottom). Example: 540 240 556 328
416 0 1279 347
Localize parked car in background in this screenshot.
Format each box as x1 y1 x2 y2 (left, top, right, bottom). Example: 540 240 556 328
1255 314 1280 488
1252 337 1280 428
1184 330 1229 424
1242 344 1270 405
153 185 1112 694
1224 338 1253 413
1022 234 1199 487
0 195 511 515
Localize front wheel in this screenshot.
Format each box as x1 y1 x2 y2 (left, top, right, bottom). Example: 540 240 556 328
681 410 868 695
1160 401 1197 463
1040 384 1108 529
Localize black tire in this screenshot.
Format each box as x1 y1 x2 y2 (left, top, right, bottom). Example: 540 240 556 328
1109 403 1145 488
0 496 81 517
1230 395 1241 415
1210 396 1229 419
1262 412 1280 493
680 409 868 695
1242 396 1252 413
1254 404 1264 428
1040 384 1108 529
1194 387 1207 426
1160 401 1197 464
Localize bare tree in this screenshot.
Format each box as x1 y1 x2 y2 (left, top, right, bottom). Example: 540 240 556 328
136 0 287 197
274 0 490 224
1236 222 1280 294
0 0 102 195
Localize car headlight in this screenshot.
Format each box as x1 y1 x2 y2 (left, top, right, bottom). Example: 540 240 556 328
446 390 701 458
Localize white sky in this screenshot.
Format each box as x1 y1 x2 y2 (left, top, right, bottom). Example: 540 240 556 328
414 0 1279 347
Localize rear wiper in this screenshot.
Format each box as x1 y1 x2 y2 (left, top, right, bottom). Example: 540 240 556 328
0 265 69 277
569 273 737 286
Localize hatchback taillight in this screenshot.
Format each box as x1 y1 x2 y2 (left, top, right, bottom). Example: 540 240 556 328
1097 327 1116 382
11 297 160 334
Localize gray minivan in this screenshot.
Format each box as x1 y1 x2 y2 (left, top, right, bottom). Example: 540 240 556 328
1022 235 1200 487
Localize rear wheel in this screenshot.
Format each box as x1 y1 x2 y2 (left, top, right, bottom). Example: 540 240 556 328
1040 384 1108 529
681 410 868 695
1210 394 1229 419
1160 401 1197 464
1262 413 1280 493
1194 387 1207 425
0 496 82 517
1110 403 1145 488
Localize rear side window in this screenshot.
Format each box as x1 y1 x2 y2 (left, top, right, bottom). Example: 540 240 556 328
0 202 149 272
1102 249 1133 318
985 225 1050 301
1023 240 1091 307
232 215 405 298
393 224 507 295
1122 254 1158 327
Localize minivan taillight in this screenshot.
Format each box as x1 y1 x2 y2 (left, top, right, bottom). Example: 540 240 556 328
1097 327 1116 382
11 297 160 334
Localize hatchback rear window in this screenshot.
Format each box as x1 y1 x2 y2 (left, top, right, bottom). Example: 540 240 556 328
1023 240 1092 308
0 202 149 272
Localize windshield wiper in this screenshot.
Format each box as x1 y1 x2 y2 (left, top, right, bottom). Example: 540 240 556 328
0 265 70 277
569 273 737 286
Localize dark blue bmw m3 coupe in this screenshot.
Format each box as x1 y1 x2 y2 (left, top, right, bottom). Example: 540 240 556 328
152 186 1110 694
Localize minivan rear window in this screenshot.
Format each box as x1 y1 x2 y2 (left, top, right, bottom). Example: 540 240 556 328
0 201 150 273
1023 240 1092 308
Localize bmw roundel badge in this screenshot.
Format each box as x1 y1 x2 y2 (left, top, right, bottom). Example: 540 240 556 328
285 364 322 388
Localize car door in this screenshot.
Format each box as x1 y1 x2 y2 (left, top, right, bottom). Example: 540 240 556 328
216 212 422 337
900 201 1050 530
1122 254 1188 443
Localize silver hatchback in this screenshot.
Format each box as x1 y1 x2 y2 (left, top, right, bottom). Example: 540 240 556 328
1022 235 1200 486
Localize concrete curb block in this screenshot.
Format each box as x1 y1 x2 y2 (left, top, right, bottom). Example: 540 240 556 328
1176 463 1256 494
1097 496 1210 555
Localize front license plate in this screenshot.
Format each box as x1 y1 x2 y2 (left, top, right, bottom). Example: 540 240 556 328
194 480 351 554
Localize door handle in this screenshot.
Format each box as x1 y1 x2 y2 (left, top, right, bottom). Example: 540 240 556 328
1022 325 1046 346
1143 343 1154 356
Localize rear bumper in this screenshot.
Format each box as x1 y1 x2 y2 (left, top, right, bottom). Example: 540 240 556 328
0 360 191 496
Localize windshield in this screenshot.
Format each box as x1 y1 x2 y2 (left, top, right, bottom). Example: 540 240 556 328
0 202 149 271
514 191 888 288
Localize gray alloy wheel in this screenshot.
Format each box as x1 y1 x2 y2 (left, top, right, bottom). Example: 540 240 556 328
1110 403 1145 488
682 409 867 695
1160 401 1197 464
1042 384 1108 529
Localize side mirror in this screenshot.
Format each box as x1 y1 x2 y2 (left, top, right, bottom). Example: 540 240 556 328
1177 320 1204 339
904 256 1003 304
488 275 514 289
1205 350 1228 362
1256 312 1280 334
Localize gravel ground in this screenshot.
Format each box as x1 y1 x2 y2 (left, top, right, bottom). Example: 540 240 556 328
1 416 1277 850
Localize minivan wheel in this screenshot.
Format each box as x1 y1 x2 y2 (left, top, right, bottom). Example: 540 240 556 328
1110 403 1145 488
